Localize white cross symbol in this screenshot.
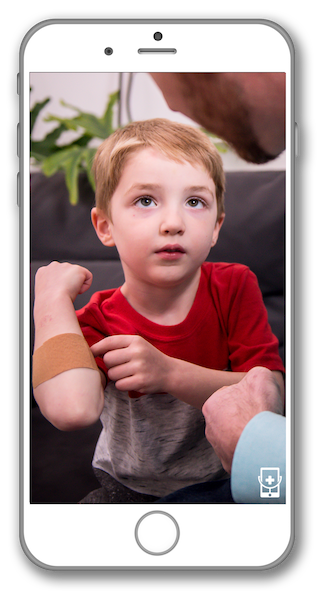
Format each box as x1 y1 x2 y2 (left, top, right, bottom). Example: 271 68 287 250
265 475 275 485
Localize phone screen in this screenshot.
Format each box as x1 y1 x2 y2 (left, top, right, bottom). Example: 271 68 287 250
20 21 293 569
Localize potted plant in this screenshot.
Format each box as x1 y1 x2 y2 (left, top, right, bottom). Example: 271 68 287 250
30 90 120 205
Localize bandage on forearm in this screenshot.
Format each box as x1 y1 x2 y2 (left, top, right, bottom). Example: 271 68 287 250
32 333 99 389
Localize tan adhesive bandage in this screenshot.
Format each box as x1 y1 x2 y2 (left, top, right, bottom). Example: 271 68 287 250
32 333 99 389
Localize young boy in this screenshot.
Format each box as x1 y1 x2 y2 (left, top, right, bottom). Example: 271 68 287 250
33 118 284 501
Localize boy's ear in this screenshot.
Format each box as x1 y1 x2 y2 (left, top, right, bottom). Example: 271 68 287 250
91 207 115 247
211 213 225 247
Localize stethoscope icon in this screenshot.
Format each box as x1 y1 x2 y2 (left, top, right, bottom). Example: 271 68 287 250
258 468 282 497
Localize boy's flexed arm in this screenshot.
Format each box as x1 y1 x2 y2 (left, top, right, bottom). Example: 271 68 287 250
33 262 105 431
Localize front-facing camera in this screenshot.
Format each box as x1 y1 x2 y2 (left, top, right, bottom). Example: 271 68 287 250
104 47 113 55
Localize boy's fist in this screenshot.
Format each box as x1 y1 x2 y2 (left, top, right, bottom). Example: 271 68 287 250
35 261 93 302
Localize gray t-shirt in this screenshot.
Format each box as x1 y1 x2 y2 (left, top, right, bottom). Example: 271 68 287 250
93 383 225 497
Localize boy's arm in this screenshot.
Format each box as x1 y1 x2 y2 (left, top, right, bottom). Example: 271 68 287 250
33 262 105 431
165 356 284 410
90 335 284 411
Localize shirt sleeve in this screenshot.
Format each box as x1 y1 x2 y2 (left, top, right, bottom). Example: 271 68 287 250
231 411 286 503
225 266 284 373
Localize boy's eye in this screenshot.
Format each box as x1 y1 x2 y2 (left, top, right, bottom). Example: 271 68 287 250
186 197 205 208
135 196 156 207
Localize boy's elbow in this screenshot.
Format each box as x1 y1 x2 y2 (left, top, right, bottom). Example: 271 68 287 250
40 393 103 431
43 398 100 431
34 369 104 431
46 405 101 431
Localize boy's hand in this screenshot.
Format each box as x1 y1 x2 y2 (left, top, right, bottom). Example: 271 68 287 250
35 261 93 303
90 335 170 395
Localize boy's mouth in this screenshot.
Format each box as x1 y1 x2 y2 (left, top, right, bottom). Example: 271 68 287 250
155 244 186 260
156 244 186 254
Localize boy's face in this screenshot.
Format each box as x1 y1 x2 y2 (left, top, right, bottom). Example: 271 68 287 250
92 147 224 289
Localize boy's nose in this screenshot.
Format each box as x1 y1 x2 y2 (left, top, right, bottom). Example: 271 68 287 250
159 210 185 235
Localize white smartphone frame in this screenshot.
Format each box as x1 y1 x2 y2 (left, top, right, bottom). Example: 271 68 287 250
19 19 294 570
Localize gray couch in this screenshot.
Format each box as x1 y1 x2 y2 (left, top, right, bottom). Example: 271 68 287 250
31 169 285 503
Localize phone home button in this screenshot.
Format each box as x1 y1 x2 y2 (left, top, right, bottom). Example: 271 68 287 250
135 511 180 555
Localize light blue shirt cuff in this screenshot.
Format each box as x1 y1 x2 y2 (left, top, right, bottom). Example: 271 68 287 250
231 411 286 503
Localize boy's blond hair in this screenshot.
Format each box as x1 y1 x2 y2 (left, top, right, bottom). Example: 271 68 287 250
92 118 225 219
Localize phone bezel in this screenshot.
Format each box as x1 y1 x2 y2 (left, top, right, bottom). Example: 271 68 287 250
19 19 295 570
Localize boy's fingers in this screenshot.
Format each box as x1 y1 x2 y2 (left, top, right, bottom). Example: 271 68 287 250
103 348 133 369
79 270 93 294
90 335 133 356
107 363 135 383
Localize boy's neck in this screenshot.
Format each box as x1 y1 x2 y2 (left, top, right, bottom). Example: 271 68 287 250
120 269 201 326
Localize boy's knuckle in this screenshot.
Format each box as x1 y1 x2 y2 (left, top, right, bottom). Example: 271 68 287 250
137 377 146 390
132 335 141 349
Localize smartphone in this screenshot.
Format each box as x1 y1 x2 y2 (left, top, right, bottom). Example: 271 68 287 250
19 19 294 570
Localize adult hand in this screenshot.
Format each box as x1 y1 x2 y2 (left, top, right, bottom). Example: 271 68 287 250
202 366 284 473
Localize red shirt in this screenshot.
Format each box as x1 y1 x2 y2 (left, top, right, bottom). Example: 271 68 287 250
77 262 284 382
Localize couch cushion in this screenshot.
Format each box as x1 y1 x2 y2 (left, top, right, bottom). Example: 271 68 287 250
208 170 285 298
31 172 119 261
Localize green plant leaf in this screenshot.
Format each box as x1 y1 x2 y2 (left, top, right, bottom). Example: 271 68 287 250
214 142 229 154
64 148 86 206
72 113 111 138
81 147 97 190
201 128 230 154
30 123 67 161
41 145 80 177
101 90 120 135
41 145 94 204
30 98 50 134
46 100 109 139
